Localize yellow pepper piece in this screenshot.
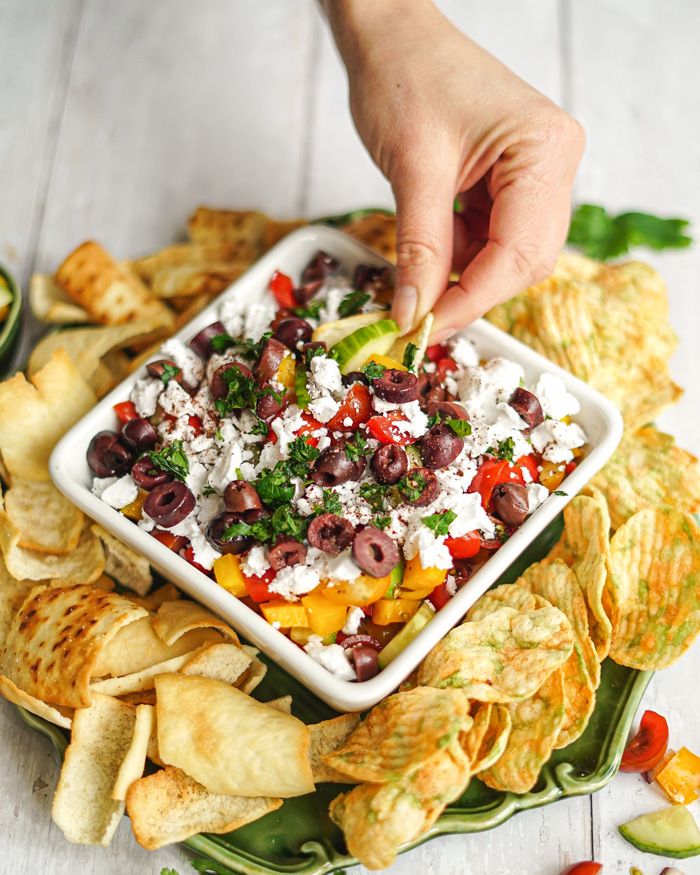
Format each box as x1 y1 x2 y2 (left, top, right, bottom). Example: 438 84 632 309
213 553 248 597
363 353 407 371
322 573 392 606
655 747 700 804
302 589 347 636
261 600 309 629
398 586 435 601
119 489 147 521
539 460 566 491
373 598 421 625
276 354 297 391
402 555 447 591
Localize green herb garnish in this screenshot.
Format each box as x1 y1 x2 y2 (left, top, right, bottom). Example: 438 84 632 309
398 471 427 503
292 300 323 320
241 331 273 361
345 430 369 462
254 462 296 508
360 481 389 512
201 484 216 497
422 510 457 537
362 360 386 381
338 289 371 318
214 364 259 415
159 362 181 386
445 418 471 437
402 342 418 371
223 505 308 544
250 416 269 437
488 437 515 462
312 488 342 516
553 490 568 496
210 333 236 353
305 344 325 368
149 440 189 482
287 436 321 477
373 515 391 530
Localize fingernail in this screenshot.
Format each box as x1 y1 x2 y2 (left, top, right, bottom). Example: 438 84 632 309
429 327 456 345
392 285 417 331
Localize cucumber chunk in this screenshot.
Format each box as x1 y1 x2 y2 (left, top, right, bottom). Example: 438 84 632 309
311 311 386 349
295 362 310 409
329 319 400 374
378 602 434 669
618 805 700 858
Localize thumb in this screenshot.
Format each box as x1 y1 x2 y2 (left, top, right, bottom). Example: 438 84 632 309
390 170 454 333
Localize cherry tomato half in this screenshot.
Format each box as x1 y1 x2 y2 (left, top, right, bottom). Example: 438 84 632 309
429 582 453 610
113 400 138 424
181 545 211 576
620 709 669 773
560 863 602 875
327 383 372 431
245 569 277 603
469 458 524 507
436 357 458 381
150 529 188 552
445 532 481 559
517 454 540 483
366 412 415 445
425 343 449 363
268 270 296 309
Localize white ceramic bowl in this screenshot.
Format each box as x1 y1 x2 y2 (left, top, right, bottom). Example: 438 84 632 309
50 226 623 712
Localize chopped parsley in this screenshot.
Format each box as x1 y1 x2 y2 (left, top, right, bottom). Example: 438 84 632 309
214 364 260 415
402 342 418 371
553 489 568 496
422 510 457 537
398 471 427 502
287 437 321 477
427 410 472 437
362 360 386 381
312 488 342 516
223 505 308 544
305 344 325 368
254 462 296 507
250 416 270 437
345 430 369 462
360 481 389 512
201 484 216 497
214 427 223 441
488 436 515 462
210 333 236 353
292 300 323 320
149 440 189 482
338 289 371 318
159 362 181 385
373 515 391 530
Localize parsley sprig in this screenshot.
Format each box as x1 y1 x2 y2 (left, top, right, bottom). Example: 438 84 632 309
159 362 181 385
359 481 389 512
422 510 457 537
345 430 369 462
149 440 189 482
292 300 323 320
214 364 284 416
223 504 309 544
362 360 386 381
488 437 515 462
312 488 342 516
338 289 370 318
427 411 472 438
402 342 418 371
398 470 427 502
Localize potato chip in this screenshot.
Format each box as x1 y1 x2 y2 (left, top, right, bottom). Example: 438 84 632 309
322 687 471 783
52 694 136 846
0 349 96 481
4 479 83 555
1 584 147 708
156 673 314 797
592 426 700 530
417 605 573 702
608 508 700 670
479 669 565 794
308 713 362 784
90 525 152 595
29 273 89 324
341 212 397 262
0 675 72 729
152 598 238 645
187 207 269 258
127 582 180 611
459 702 492 766
91 648 209 697
466 582 545 620
112 704 154 801
470 704 512 774
126 765 281 850
180 642 252 685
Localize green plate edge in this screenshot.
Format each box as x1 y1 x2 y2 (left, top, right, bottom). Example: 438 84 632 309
12 515 652 874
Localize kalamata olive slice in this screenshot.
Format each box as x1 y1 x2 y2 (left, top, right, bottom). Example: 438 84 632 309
372 369 419 404
352 526 400 577
508 387 544 428
87 430 134 477
131 456 171 490
268 537 307 571
144 481 195 528
189 321 227 358
398 467 439 507
273 317 312 350
425 401 469 421
121 417 158 451
294 279 324 305
205 511 252 555
312 443 365 487
418 371 430 397
255 337 288 383
210 361 253 401
340 633 382 652
425 384 446 405
342 370 370 387
224 480 263 514
307 513 355 556
371 444 408 485
491 482 529 526
353 264 393 295
301 341 326 360
146 358 183 383
301 251 339 284
350 645 380 681
419 423 464 470
256 390 285 420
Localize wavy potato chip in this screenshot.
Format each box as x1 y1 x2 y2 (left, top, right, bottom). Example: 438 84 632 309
479 670 565 794
3 479 83 555
467 582 546 620
471 704 512 774
608 508 700 670
152 598 238 646
459 703 492 766
90 525 152 595
308 713 362 784
417 605 573 702
322 687 471 783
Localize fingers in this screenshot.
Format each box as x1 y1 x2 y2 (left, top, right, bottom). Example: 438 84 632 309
390 168 455 333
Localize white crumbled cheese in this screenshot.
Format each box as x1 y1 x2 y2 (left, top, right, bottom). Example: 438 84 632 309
326 550 362 582
343 416 353 427
270 405 306 455
445 575 457 596
208 441 244 492
449 336 480 368
390 401 429 439
138 516 155 532
195 493 224 526
91 477 117 498
158 380 199 418
131 377 163 417
169 512 221 569
521 464 533 484
309 394 340 423
442 490 494 538
527 483 550 513
533 373 581 420
404 523 453 570
220 295 276 341
319 280 352 324
530 420 586 464
309 355 343 396
242 545 271 577
100 475 138 509
160 338 205 387
333 480 375 527
304 635 356 681
186 460 209 496
269 564 321 600
342 605 364 635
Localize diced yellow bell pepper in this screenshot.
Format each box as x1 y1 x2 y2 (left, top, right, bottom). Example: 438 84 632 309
373 598 421 625
322 573 392 606
363 353 407 371
261 600 309 629
213 553 249 597
539 460 566 491
402 555 446 592
398 586 435 601
301 589 347 636
276 354 297 391
655 747 700 804
120 489 147 521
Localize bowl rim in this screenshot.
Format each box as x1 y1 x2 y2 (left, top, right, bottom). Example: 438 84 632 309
0 263 23 355
50 226 624 712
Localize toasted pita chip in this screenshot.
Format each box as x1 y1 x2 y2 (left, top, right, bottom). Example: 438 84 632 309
4 479 83 555
127 582 180 611
342 212 397 262
150 263 248 299
264 695 293 714
152 598 238 646
187 207 268 258
389 313 433 369
156 673 314 798
91 649 208 697
120 689 157 706
471 704 512 774
181 642 252 685
29 273 89 323
0 349 97 481
263 218 307 250
0 675 72 729
1 584 147 708
52 694 136 846
132 242 248 282
112 704 154 801
126 765 281 850
309 714 362 783
89 349 132 397
90 525 152 595
236 649 267 694
0 557 34 650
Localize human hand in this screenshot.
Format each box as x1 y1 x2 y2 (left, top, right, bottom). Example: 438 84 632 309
325 0 585 340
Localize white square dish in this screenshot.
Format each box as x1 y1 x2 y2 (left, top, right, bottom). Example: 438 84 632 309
50 226 623 712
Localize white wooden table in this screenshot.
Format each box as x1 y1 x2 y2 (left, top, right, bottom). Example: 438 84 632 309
1 2 699 873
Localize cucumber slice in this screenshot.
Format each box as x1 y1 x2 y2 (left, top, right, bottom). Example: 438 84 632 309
386 557 405 598
388 312 434 371
619 806 700 858
405 444 423 468
312 310 386 348
295 362 310 410
378 602 434 669
329 319 400 375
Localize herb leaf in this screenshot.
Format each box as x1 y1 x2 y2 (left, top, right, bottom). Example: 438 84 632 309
362 361 385 381
210 333 236 353
488 437 515 462
553 489 568 496
149 440 189 482
398 471 427 503
373 515 391 530
287 437 320 477
344 430 369 462
159 362 181 385
445 418 471 437
292 300 323 320
402 342 418 371
422 510 457 537
214 364 259 415
305 344 325 368
338 289 371 318
254 462 296 508
312 488 342 516
360 481 389 512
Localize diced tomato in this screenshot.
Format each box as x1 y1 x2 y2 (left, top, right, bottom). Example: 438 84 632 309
113 401 138 424
429 582 453 610
150 529 188 552
425 343 449 363
245 569 277 603
517 454 540 483
560 863 602 875
620 710 669 773
296 412 323 436
182 545 211 576
565 460 578 475
436 357 458 380
268 270 296 309
366 412 415 445
327 383 372 431
469 458 524 508
267 425 277 444
445 532 481 559
188 415 203 435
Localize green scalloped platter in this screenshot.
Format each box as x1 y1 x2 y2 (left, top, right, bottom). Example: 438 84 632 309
16 516 651 875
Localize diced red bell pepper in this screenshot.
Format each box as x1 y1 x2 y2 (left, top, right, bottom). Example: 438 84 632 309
560 864 602 875
366 412 415 445
620 709 669 773
268 270 296 309
517 454 540 483
188 415 203 435
425 343 449 363
429 582 453 610
268 412 322 447
469 458 524 508
565 460 578 475
327 383 373 431
113 400 138 424
182 545 211 576
445 532 481 559
245 569 277 603
436 357 458 380
150 529 188 552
